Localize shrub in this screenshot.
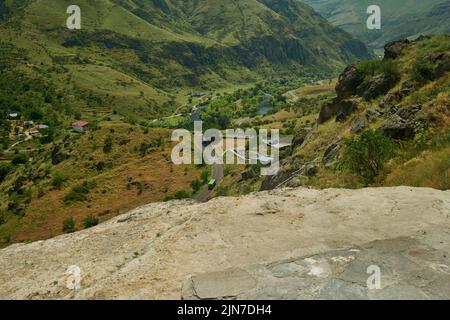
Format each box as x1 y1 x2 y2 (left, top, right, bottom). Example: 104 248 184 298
190 179 202 192
174 191 191 199
103 135 113 153
82 215 99 229
139 142 153 156
342 129 397 184
62 217 76 233
357 60 382 77
224 166 232 176
0 162 13 182
37 186 45 198
136 181 143 195
12 153 28 165
163 190 191 201
200 170 210 183
357 59 400 82
52 171 67 189
379 60 401 83
411 59 435 83
64 181 95 203
155 135 164 148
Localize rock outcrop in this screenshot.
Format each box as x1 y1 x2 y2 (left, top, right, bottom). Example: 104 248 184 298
0 187 449 300
335 64 363 99
356 74 398 101
384 38 410 60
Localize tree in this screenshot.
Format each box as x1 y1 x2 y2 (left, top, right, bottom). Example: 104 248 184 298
12 153 28 165
82 215 99 229
342 129 396 184
39 126 55 144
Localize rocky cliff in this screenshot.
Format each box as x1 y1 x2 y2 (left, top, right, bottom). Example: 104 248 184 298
0 186 449 299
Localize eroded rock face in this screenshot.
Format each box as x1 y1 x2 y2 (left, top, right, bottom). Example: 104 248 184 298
434 52 450 78
318 98 358 124
0 187 449 300
322 141 342 167
260 168 295 191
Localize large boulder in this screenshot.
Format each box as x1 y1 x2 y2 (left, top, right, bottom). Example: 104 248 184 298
381 115 416 140
384 38 410 60
318 98 358 124
291 128 311 149
335 64 364 99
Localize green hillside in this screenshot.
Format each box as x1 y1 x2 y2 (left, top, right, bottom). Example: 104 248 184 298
0 0 370 119
303 0 450 50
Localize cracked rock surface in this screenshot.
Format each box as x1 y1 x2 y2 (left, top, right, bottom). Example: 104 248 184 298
0 187 449 300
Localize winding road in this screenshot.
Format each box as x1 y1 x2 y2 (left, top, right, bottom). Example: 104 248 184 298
196 163 224 202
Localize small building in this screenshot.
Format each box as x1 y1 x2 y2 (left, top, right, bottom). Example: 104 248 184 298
7 112 19 120
38 124 49 130
71 121 89 133
23 121 34 128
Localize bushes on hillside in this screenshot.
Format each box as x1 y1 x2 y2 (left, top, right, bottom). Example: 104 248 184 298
82 215 99 229
357 60 382 77
342 129 397 184
52 171 68 189
357 59 400 82
410 59 436 83
0 162 13 182
190 179 202 192
163 190 191 202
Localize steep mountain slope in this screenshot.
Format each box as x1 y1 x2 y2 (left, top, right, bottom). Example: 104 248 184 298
0 186 449 299
0 0 370 117
215 35 449 195
303 0 450 50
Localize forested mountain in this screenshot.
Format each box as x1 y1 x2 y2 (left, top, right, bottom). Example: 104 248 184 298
303 0 450 50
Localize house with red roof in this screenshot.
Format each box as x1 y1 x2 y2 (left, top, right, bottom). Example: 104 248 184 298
71 121 89 133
